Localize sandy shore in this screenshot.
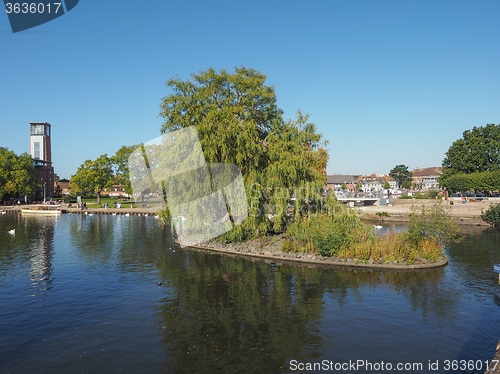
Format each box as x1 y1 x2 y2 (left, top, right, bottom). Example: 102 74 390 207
358 197 500 226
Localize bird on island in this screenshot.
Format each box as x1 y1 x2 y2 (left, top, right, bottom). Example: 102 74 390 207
8 229 15 235
373 225 383 229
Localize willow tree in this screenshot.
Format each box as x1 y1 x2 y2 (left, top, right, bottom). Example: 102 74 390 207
159 67 328 241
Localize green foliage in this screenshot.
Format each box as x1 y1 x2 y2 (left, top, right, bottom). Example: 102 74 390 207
0 147 39 200
159 67 328 241
286 200 373 257
399 194 413 199
389 164 412 188
70 154 114 204
376 211 390 217
481 203 500 225
407 202 461 246
383 181 390 189
441 124 500 182
341 182 346 190
441 170 500 193
111 145 139 195
402 180 412 189
285 201 454 264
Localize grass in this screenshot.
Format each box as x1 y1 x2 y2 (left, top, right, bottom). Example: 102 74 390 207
72 197 163 209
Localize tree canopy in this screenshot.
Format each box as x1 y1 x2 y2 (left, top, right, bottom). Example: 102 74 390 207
0 147 39 201
159 67 328 240
439 124 500 192
389 164 412 189
442 124 500 179
70 154 114 204
112 145 139 195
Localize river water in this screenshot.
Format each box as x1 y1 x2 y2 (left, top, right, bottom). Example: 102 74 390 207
0 214 499 373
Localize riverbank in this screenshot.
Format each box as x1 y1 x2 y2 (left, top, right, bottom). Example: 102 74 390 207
185 235 449 270
0 204 160 216
359 197 498 226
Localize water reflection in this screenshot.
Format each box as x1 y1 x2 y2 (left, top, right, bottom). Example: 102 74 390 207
0 215 499 373
155 252 325 373
28 217 56 297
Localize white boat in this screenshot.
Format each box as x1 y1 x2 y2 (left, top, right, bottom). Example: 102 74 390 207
21 204 62 215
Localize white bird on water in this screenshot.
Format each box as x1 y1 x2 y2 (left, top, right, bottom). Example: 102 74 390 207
125 213 130 217
373 225 383 230
8 229 15 235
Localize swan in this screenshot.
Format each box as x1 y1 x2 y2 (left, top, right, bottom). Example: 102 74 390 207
112 212 116 216
8 229 15 235
125 213 130 217
154 215 160 219
373 225 382 229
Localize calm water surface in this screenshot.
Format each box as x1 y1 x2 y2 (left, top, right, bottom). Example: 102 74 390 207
0 214 499 373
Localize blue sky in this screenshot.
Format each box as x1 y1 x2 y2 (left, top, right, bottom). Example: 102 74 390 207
1 0 499 179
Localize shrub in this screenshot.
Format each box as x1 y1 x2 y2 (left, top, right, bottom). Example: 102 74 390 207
407 202 461 246
285 201 373 257
376 211 390 217
481 203 500 226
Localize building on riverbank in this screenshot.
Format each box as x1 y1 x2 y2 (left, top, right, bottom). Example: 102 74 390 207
326 175 359 191
411 166 442 189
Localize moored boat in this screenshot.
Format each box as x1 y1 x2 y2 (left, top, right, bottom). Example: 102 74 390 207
21 205 62 215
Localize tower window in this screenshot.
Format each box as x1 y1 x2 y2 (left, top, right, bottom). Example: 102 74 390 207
34 142 40 159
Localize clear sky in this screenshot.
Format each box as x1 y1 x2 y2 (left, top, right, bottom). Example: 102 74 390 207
1 0 499 179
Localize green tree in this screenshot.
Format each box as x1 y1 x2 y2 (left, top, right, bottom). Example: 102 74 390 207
341 182 346 190
402 180 412 189
389 164 412 189
0 147 39 201
71 154 114 204
159 67 328 240
442 124 500 181
112 145 139 195
383 181 390 189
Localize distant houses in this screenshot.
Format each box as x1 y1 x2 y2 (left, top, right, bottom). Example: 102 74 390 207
411 167 443 189
326 167 443 192
326 175 359 191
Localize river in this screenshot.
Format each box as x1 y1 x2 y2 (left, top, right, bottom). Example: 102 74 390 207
0 214 499 373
